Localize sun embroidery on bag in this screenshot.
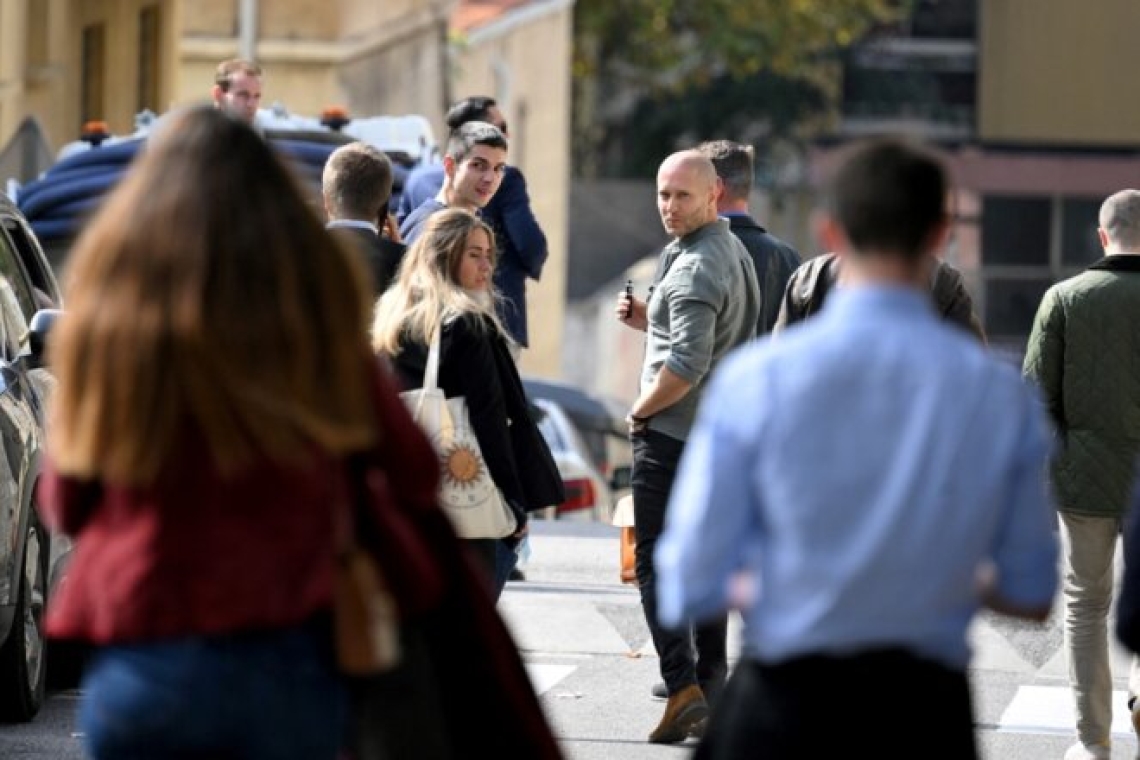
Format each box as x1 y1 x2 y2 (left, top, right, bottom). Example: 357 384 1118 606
443 443 483 488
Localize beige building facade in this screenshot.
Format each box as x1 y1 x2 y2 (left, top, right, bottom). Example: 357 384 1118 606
449 0 573 379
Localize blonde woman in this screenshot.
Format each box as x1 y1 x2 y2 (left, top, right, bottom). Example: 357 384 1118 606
38 106 444 759
373 208 562 597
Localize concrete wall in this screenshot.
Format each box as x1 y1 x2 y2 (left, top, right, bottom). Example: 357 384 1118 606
450 1 573 380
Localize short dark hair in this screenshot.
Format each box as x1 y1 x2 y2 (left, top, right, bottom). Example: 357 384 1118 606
214 59 262 92
445 122 508 163
828 138 947 261
322 142 393 221
445 97 498 130
698 140 753 201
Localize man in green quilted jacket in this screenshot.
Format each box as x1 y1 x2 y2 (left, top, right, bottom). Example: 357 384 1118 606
1023 188 1140 760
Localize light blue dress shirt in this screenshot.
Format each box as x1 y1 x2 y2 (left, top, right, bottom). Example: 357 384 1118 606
656 285 1058 670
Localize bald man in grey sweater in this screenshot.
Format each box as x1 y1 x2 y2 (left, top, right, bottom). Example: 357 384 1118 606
616 151 760 744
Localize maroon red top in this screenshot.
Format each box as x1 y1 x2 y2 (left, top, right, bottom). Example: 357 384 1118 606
38 363 441 644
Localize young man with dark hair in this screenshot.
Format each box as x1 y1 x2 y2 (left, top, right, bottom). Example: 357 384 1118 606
322 141 404 296
398 96 548 351
212 59 263 125
697 140 800 335
656 138 1058 759
397 122 508 245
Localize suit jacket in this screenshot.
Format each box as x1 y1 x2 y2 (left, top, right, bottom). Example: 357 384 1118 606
330 225 406 298
389 313 564 519
726 214 801 335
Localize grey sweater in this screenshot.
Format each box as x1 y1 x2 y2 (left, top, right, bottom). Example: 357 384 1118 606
641 219 760 441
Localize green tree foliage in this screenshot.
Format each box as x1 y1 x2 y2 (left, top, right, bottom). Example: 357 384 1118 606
573 0 908 177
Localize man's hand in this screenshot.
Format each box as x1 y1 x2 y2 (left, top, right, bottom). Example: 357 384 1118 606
626 413 650 437
616 291 648 331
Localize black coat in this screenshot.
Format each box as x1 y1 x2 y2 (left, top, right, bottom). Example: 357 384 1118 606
773 252 986 342
331 226 406 297
390 313 564 521
727 214 801 335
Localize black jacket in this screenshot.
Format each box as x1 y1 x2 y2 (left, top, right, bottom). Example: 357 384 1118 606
727 214 801 335
773 253 986 341
331 225 406 297
390 313 564 522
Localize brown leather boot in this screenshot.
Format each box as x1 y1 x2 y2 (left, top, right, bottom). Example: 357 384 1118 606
648 684 708 744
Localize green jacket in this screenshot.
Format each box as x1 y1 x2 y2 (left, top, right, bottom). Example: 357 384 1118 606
1023 255 1140 517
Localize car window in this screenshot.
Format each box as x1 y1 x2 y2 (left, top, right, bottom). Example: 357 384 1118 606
0 230 36 321
0 233 33 360
2 219 57 309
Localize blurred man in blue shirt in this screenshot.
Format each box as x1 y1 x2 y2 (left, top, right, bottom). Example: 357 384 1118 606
656 138 1059 760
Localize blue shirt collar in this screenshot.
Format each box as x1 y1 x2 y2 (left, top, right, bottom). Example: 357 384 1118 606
824 284 936 319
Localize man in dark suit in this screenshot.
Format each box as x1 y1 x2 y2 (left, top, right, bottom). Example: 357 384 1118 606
322 141 406 298
698 140 801 335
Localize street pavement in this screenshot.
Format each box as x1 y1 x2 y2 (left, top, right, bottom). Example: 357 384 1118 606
3 517 1139 758
507 519 1140 760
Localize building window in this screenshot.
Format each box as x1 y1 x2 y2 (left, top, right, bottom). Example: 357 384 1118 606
138 5 161 113
81 23 106 125
980 194 1103 342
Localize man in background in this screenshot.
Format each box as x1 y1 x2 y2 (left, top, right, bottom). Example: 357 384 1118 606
697 140 800 335
1024 188 1140 760
399 96 548 352
322 141 405 297
212 59 263 125
398 122 508 246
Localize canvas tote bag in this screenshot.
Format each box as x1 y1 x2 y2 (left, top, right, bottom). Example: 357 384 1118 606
400 329 517 539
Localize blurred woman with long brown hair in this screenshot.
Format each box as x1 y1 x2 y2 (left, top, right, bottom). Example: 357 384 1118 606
38 106 442 759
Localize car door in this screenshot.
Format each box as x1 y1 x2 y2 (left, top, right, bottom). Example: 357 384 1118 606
0 228 43 609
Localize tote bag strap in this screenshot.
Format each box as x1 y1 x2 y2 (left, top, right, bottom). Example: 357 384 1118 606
423 327 442 391
405 328 442 425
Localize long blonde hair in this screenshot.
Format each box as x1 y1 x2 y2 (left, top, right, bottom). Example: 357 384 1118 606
372 208 506 354
50 106 377 485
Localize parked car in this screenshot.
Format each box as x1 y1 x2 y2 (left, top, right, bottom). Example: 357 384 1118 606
523 376 632 491
532 398 616 523
0 194 63 722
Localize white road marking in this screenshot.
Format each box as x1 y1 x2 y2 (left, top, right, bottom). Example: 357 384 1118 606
526 663 578 695
998 685 1137 738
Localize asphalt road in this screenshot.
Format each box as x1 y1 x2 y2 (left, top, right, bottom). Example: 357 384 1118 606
2 518 1138 759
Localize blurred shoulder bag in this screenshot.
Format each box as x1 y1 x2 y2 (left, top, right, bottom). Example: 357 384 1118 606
613 494 637 586
334 468 402 677
400 329 517 539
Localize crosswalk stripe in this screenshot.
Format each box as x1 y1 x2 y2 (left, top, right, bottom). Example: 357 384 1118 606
999 686 1137 738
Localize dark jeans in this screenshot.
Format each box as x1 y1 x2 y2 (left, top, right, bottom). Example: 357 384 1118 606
695 649 977 760
632 429 728 700
79 618 346 760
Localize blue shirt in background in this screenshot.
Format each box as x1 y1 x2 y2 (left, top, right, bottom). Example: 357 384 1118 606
656 285 1058 670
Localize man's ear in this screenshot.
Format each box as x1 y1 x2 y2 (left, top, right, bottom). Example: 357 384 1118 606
923 217 952 259
442 155 457 180
713 177 725 204
211 85 224 106
1098 227 1111 251
815 212 848 257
